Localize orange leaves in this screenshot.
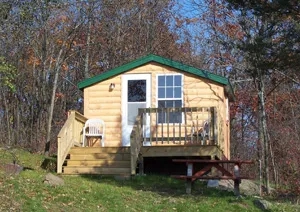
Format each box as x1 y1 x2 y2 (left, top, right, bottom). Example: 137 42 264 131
175 17 184 27
61 63 68 71
56 39 63 45
25 47 69 72
215 22 244 40
185 18 199 25
59 15 68 23
55 92 64 102
27 55 41 66
27 49 41 66
175 17 200 28
225 23 244 40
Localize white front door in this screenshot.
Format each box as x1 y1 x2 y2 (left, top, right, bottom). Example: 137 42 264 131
122 74 151 146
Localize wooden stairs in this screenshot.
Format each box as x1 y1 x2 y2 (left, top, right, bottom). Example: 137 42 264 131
62 147 131 175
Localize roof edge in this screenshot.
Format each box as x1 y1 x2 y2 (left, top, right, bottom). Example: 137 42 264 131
78 54 156 89
78 54 233 98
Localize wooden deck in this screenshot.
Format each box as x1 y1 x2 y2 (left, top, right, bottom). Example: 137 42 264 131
61 145 223 176
57 109 225 175
141 145 221 157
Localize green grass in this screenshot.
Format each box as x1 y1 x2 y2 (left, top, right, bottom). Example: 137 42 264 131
0 148 299 212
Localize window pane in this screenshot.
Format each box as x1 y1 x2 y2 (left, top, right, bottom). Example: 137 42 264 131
157 100 165 123
171 100 182 123
128 80 146 102
166 75 173 86
158 88 165 98
166 87 173 98
158 113 165 123
170 112 182 123
174 100 182 107
128 103 146 125
174 75 181 86
158 100 166 108
166 100 173 108
174 87 181 98
158 76 165 86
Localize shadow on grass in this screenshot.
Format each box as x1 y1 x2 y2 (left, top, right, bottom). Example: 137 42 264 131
40 157 57 172
78 174 237 198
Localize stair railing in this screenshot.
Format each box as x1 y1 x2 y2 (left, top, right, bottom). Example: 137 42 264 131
130 111 144 175
57 110 87 173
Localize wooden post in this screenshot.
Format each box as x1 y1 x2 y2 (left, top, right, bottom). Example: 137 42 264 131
186 163 193 194
138 154 144 175
233 163 241 197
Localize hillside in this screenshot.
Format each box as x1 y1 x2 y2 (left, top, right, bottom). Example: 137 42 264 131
0 148 298 212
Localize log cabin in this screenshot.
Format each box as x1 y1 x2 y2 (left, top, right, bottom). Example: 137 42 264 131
57 54 234 176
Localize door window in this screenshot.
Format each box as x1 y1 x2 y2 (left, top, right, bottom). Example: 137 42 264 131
127 79 147 125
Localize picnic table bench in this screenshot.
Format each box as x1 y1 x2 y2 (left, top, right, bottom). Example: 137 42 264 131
171 159 254 194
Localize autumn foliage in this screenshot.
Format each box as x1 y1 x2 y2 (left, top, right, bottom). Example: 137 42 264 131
0 0 299 195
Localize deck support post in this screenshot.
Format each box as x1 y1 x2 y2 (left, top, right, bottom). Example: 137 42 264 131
138 154 144 175
233 163 241 197
186 163 193 194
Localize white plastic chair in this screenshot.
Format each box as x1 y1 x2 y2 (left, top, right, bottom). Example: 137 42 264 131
82 119 105 147
198 120 209 145
202 121 210 139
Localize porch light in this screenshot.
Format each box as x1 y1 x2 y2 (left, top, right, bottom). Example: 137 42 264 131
109 83 115 90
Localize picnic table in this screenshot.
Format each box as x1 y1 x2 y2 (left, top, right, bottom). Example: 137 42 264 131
171 159 254 194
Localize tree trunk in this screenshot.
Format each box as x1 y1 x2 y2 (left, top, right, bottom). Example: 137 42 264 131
44 47 64 156
3 92 11 145
84 15 91 79
257 70 270 194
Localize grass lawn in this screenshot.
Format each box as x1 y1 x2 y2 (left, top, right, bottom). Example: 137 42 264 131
0 148 299 212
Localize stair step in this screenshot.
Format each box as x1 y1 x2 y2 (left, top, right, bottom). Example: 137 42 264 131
62 147 132 175
69 153 130 161
63 167 131 175
66 160 130 167
69 147 130 154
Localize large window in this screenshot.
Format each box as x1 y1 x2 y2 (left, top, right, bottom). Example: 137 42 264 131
157 74 182 123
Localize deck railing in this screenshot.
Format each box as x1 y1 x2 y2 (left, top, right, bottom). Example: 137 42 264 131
57 110 87 173
129 107 217 174
138 107 217 145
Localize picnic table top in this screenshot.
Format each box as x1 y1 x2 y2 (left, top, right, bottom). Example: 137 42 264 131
172 159 254 164
171 175 253 180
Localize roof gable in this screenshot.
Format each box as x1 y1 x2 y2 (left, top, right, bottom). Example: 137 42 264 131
78 54 234 100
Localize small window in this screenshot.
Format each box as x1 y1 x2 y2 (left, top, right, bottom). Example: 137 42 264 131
157 74 183 123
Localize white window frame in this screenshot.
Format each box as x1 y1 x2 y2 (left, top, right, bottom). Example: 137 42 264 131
156 73 184 124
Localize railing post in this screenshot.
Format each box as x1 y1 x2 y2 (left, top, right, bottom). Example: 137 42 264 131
173 108 176 144
149 108 152 144
161 108 164 143
130 109 144 175
155 108 158 144
167 108 170 144
210 107 215 143
57 137 62 173
184 107 187 144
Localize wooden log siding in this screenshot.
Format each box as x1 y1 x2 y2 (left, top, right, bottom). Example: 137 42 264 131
138 107 217 145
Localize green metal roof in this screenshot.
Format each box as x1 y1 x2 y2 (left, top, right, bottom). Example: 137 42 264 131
78 54 234 99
